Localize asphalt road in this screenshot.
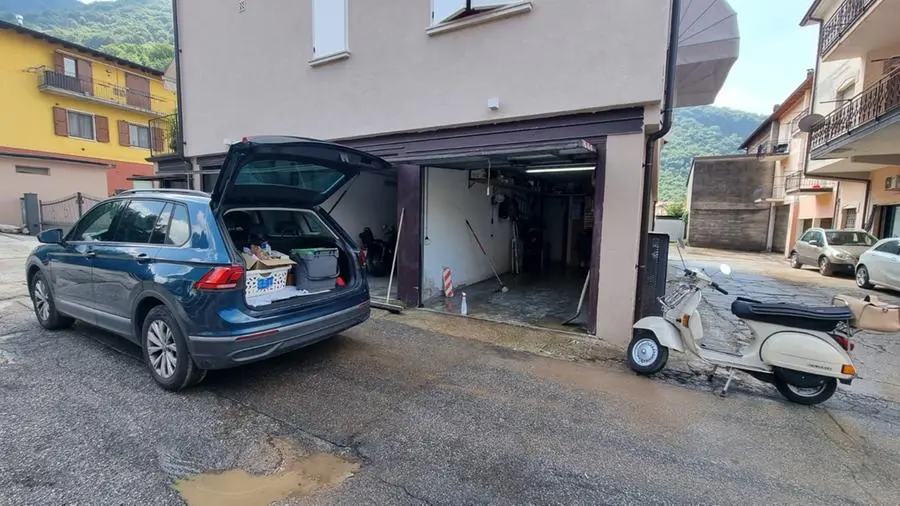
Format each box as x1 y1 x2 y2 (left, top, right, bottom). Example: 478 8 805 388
2 236 900 505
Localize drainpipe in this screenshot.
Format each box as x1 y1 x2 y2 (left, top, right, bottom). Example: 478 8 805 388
171 0 187 171
634 0 681 323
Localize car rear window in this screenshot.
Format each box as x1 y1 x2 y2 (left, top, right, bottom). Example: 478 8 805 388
234 159 346 195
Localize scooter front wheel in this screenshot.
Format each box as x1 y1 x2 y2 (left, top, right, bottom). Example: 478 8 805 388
627 331 669 375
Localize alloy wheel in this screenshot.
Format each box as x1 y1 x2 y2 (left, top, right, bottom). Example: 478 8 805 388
630 338 659 367
146 320 177 379
856 267 869 287
785 382 828 398
33 280 50 322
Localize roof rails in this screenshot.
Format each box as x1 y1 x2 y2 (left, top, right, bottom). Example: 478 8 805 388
118 188 209 197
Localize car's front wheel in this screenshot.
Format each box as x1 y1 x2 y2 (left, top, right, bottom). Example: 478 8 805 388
856 265 874 289
818 256 834 277
790 252 802 269
30 271 74 330
141 305 206 391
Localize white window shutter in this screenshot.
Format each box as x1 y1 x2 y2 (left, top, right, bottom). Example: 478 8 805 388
432 0 466 25
470 0 512 9
313 0 347 57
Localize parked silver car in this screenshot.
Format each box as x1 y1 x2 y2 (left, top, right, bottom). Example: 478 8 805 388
790 228 878 276
855 237 900 290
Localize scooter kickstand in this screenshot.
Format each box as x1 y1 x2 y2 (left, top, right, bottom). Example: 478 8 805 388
707 366 718 382
720 368 735 397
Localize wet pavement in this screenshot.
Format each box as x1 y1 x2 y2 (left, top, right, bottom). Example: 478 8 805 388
2 235 900 505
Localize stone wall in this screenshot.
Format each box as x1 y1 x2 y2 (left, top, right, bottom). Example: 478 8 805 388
687 156 777 251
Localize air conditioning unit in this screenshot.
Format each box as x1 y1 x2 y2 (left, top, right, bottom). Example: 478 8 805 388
886 176 900 191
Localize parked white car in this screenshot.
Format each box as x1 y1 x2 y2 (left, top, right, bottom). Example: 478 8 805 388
855 237 900 291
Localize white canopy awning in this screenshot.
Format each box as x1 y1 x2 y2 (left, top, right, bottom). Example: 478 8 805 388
675 0 740 107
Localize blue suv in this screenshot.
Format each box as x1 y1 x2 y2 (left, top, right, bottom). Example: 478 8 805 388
26 137 391 390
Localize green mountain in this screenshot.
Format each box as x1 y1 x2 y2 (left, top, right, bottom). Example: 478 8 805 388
0 0 174 70
658 106 767 202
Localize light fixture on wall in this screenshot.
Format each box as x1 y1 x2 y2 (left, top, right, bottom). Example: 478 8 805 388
526 166 594 174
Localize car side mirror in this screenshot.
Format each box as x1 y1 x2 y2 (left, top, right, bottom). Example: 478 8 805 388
809 240 820 247
37 228 64 244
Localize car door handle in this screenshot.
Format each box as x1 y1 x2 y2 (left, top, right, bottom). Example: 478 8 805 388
84 250 97 258
134 253 152 264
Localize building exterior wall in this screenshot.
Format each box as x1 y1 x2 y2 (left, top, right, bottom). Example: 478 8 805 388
0 155 107 225
320 171 398 248
0 27 177 195
176 0 669 158
687 157 776 251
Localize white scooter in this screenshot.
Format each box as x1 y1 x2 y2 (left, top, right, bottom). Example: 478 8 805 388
628 252 858 405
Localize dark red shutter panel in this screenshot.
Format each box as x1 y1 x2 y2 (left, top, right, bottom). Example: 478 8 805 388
76 59 93 95
52 107 68 136
53 53 65 74
151 127 165 152
118 121 131 146
95 115 110 143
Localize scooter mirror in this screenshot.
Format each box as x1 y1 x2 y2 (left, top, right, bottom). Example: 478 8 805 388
719 264 733 276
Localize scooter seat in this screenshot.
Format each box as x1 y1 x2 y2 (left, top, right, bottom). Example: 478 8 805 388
730 297 852 333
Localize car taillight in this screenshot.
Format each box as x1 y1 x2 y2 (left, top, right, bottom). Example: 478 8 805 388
831 334 855 352
195 266 244 290
358 248 367 266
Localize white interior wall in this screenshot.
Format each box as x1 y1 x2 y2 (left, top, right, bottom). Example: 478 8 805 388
321 171 397 247
422 167 513 301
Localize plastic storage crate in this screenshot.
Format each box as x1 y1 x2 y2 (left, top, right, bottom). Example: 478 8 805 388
245 266 291 298
290 247 339 293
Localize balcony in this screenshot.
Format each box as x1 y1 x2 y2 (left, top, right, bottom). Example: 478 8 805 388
148 114 181 159
820 0 900 62
37 68 168 116
753 139 791 160
784 171 836 195
790 109 809 136
810 67 900 158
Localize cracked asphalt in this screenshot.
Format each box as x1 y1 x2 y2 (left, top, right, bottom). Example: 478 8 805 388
1 235 899 505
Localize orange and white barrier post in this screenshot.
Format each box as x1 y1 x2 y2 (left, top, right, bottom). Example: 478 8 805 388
442 267 454 298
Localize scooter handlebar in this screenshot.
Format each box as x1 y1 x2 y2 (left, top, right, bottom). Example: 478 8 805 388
710 282 728 295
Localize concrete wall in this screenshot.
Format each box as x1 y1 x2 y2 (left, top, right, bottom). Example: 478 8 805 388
176 0 669 157
595 133 645 347
0 155 108 226
542 197 567 263
651 216 685 241
321 171 397 248
687 156 776 251
422 167 513 301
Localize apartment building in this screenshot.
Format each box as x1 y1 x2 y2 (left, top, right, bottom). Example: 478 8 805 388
801 0 900 237
168 0 739 345
0 20 177 227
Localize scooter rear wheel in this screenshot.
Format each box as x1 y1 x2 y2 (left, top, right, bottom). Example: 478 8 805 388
627 331 668 375
773 375 837 405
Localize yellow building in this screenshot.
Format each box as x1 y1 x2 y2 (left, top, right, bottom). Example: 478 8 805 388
0 19 176 226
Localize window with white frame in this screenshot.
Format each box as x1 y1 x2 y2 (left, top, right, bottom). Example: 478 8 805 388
67 111 95 140
63 56 77 78
312 0 347 59
431 0 519 26
129 123 151 149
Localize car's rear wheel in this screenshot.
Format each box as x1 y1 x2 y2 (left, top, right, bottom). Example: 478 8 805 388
818 256 833 277
30 272 74 330
790 252 802 269
856 265 874 289
141 305 206 391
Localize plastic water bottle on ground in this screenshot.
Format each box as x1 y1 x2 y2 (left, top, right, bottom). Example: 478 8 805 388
461 292 468 316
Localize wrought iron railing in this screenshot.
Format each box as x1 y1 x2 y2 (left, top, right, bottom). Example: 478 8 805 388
810 66 900 150
784 171 836 193
38 68 167 114
821 0 877 54
149 114 181 158
790 109 809 135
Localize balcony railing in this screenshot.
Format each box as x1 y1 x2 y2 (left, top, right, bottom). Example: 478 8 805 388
821 0 877 54
810 66 900 150
790 109 809 136
753 139 791 158
784 171 836 194
38 68 167 114
149 114 181 159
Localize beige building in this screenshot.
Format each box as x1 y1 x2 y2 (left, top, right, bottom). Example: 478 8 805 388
801 0 900 237
168 0 739 346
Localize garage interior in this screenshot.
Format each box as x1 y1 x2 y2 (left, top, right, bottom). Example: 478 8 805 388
410 140 602 332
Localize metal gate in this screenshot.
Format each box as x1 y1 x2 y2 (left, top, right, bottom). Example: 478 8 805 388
636 233 670 319
39 192 104 232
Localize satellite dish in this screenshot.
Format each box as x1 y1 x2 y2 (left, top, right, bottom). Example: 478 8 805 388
798 113 826 132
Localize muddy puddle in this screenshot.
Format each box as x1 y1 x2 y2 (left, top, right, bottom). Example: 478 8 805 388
173 438 359 506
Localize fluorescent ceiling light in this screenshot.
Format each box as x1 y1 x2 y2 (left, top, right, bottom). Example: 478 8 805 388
526 166 594 174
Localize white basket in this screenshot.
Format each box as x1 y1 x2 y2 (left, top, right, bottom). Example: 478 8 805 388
245 266 290 298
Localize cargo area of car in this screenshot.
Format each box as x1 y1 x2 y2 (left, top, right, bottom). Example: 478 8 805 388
222 208 356 307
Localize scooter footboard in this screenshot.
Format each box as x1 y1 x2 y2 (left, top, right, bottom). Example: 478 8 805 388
633 317 685 353
761 332 855 378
